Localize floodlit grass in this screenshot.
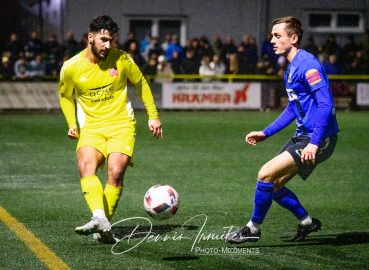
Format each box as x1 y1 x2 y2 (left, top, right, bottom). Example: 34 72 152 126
0 110 368 269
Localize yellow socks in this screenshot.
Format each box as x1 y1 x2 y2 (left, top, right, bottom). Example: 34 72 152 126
103 184 123 221
80 176 123 221
80 175 105 213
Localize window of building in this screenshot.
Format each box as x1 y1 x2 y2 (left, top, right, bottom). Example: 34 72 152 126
130 20 152 43
305 11 364 33
337 14 360 28
123 16 187 46
309 14 331 27
159 20 181 42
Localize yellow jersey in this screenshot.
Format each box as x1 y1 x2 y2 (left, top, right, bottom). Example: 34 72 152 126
59 49 158 128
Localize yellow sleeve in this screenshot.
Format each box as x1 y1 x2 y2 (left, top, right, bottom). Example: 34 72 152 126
125 55 159 119
59 66 77 127
133 77 159 120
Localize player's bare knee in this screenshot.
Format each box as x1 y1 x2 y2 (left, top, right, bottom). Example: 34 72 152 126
273 182 283 191
257 165 274 183
78 159 96 177
108 166 125 185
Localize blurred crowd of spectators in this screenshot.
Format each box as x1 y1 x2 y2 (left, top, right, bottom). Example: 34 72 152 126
1 28 369 82
0 30 85 82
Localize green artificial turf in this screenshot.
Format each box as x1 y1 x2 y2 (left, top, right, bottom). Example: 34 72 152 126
0 110 368 269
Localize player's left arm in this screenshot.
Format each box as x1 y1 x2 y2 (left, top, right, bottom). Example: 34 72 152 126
301 85 333 164
127 55 162 138
148 118 162 139
140 81 162 138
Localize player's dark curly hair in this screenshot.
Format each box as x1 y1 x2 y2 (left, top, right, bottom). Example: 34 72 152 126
272 16 303 45
89 15 119 37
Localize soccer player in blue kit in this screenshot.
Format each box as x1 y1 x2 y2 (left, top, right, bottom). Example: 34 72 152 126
225 16 339 244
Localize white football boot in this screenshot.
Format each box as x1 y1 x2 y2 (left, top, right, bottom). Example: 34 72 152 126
75 216 111 235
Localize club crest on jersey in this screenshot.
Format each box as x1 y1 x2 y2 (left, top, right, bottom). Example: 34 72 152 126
306 69 321 85
288 73 292 83
286 65 293 82
109 67 118 77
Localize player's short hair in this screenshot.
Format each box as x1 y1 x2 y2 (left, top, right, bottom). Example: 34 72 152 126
89 15 119 37
272 16 303 45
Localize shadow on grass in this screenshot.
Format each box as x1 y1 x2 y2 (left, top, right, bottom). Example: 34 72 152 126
159 232 369 261
162 256 199 261
275 231 369 247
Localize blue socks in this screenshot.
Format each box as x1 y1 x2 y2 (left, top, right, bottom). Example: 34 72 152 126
250 182 308 225
251 181 274 224
273 186 308 220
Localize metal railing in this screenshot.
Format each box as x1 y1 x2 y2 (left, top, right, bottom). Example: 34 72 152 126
145 74 369 83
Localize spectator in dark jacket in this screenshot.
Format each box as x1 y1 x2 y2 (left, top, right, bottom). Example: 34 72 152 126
168 50 183 76
323 54 342 75
24 30 43 60
181 49 200 81
44 34 63 63
3 33 24 66
142 54 158 82
0 56 14 81
322 34 342 60
304 36 319 57
261 32 278 67
62 30 81 58
220 36 237 66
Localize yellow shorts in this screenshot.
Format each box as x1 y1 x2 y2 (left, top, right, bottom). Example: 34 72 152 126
77 120 136 163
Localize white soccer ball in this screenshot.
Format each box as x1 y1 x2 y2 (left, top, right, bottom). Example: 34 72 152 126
144 184 179 220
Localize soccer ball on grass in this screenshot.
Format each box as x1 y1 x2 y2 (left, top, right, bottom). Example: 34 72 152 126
143 184 179 220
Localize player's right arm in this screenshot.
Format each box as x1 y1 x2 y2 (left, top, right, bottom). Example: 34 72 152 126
59 66 79 139
262 104 296 137
246 104 296 146
245 131 266 146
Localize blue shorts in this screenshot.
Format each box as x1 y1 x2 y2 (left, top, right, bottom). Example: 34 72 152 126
278 134 338 180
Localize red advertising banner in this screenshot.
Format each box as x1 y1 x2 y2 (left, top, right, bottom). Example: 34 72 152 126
162 82 261 109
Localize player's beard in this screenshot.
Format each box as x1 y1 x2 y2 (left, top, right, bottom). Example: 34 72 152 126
91 40 109 60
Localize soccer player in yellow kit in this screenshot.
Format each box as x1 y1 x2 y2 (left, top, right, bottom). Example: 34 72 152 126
59 15 162 243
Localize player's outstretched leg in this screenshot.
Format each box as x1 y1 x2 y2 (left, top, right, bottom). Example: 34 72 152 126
91 184 123 244
273 186 309 220
225 181 273 244
290 217 322 241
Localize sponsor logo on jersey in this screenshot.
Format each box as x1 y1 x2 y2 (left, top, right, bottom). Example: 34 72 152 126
306 69 321 85
109 67 118 77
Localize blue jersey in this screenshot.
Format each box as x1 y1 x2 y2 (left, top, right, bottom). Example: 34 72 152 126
285 50 339 143
264 50 339 145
